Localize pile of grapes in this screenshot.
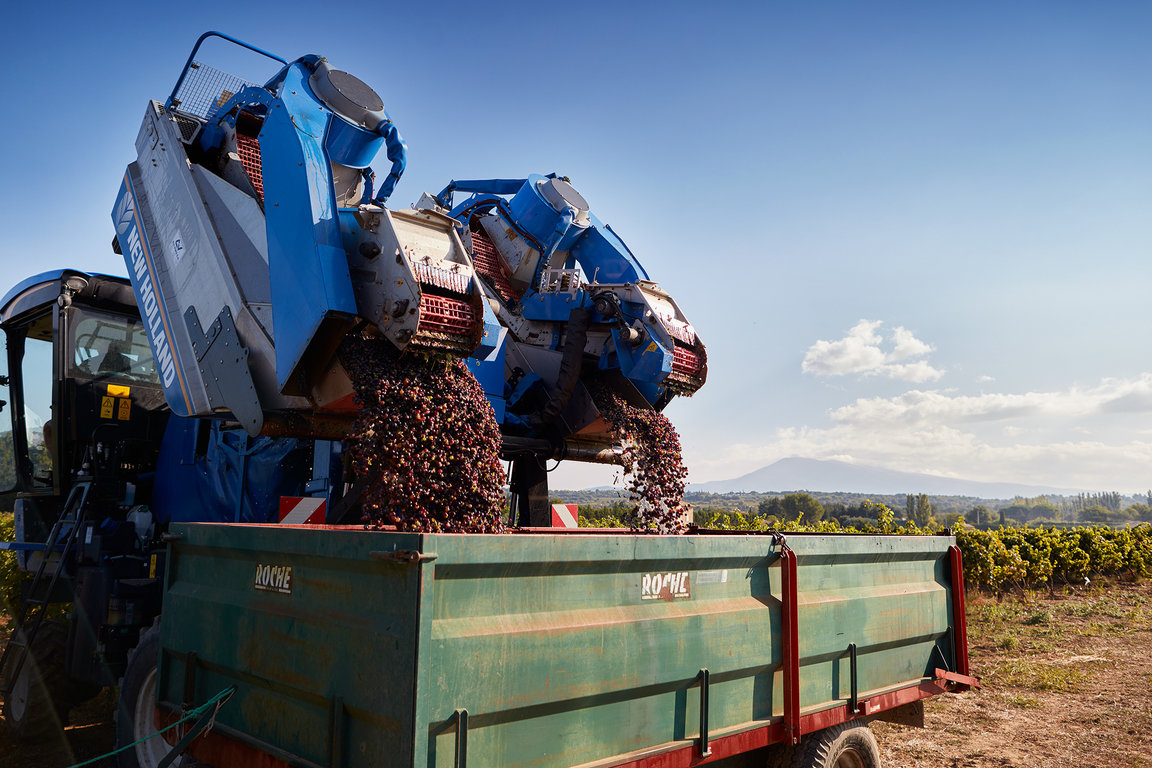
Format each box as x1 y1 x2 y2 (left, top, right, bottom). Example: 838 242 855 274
341 337 505 533
593 385 689 534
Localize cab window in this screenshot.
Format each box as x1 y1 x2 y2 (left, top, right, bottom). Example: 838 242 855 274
3 313 56 488
70 308 160 385
22 330 53 484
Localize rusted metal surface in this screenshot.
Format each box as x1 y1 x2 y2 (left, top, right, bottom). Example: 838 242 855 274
585 679 950 768
934 668 981 689
259 411 356 439
160 526 965 768
500 436 625 467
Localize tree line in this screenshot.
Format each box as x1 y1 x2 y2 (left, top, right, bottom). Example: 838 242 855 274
577 490 1152 532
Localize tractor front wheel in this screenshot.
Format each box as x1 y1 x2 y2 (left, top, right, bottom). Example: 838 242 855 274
2 620 78 741
116 623 185 768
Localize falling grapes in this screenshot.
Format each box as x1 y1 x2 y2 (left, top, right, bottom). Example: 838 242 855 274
592 384 688 534
341 337 505 533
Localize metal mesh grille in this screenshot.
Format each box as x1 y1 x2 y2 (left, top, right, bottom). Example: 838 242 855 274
417 295 478 337
668 345 707 393
172 114 202 143
671 346 704 378
169 61 256 121
469 232 521 302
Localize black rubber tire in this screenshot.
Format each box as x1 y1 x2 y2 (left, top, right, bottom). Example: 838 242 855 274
768 722 882 768
116 623 184 768
2 619 76 741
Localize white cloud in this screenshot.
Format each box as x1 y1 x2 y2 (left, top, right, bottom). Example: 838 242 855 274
801 320 885 376
883 361 945 384
830 374 1152 427
802 320 943 383
686 373 1152 491
890 326 933 361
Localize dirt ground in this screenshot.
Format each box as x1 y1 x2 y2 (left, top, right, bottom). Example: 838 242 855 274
2 582 1150 767
875 581 1152 768
0 685 115 767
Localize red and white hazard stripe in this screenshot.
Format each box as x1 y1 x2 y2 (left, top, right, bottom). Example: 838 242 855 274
551 503 579 529
279 497 326 525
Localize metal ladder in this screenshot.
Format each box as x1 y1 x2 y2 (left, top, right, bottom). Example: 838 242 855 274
0 481 92 695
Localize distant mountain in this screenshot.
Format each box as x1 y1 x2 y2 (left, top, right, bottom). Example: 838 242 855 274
689 457 1087 498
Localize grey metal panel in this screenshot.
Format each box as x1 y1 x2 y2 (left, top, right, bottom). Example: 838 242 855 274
190 167 308 414
130 102 307 424
185 304 262 432
126 152 212 417
189 167 271 303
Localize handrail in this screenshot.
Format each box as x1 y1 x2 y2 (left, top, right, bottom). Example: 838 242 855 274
165 31 288 111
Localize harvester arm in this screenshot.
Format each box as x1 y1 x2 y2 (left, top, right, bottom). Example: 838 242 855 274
114 35 486 434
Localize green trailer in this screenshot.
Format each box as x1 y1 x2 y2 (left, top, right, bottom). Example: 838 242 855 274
129 524 974 768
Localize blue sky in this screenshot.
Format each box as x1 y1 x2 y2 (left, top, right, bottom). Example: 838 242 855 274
2 2 1150 492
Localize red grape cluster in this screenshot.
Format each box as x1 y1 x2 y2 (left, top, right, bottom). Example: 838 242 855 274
592 385 688 534
341 337 506 533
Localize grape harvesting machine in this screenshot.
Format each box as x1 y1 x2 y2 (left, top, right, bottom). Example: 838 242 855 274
0 32 975 768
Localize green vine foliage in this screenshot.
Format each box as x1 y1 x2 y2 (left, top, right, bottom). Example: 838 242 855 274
0 513 20 611
580 503 1152 593
4 506 1147 605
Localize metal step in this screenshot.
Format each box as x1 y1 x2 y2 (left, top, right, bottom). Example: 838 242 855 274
0 481 93 695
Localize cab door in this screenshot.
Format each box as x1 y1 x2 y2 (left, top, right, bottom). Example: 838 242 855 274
1 308 62 552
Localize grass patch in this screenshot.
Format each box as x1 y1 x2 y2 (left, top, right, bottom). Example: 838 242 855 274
1030 624 1068 642
989 659 1090 692
1122 607 1150 630
996 633 1020 651
1077 621 1108 637
1001 693 1040 708
971 601 1025 626
1024 609 1053 626
1060 598 1128 619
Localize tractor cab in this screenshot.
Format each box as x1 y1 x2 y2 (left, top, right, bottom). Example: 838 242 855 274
0 270 169 543
0 271 315 737
0 271 173 717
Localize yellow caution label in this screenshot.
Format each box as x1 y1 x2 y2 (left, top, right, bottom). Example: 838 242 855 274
100 396 114 419
646 342 658 353
117 398 132 420
149 554 157 579
107 384 130 397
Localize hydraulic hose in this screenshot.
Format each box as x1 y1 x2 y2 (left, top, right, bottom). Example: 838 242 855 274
372 119 407 203
531 206 577 288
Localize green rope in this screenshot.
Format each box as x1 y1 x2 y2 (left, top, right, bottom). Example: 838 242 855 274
67 686 236 768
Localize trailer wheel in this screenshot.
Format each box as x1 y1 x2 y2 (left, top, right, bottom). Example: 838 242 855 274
769 722 881 768
1 620 74 741
116 623 185 768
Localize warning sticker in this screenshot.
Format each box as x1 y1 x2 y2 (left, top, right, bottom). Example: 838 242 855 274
117 398 132 420
107 384 130 397
100 396 114 419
